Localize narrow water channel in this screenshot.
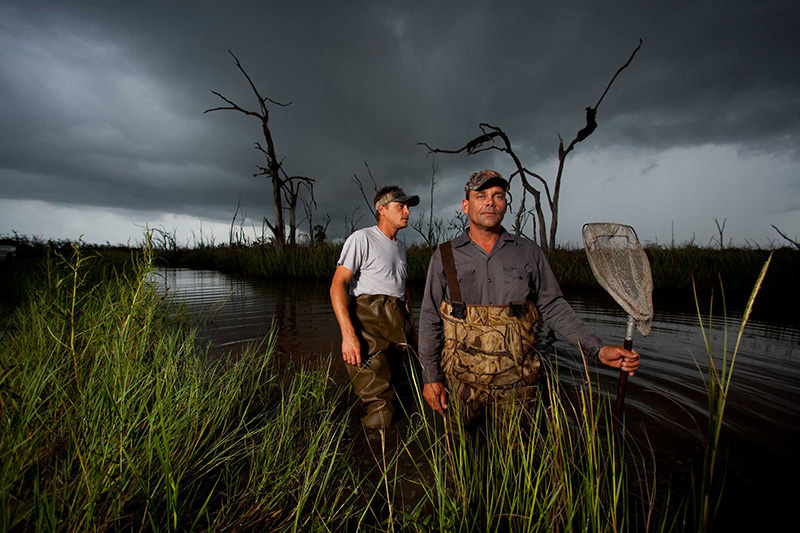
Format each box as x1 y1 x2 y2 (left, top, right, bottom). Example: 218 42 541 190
154 267 799 530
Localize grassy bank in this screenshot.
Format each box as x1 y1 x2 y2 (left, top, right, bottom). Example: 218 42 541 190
4 232 795 299
548 245 793 299
153 242 795 301
1 242 769 531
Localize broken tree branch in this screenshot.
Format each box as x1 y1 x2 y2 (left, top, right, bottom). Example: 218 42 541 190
772 225 800 250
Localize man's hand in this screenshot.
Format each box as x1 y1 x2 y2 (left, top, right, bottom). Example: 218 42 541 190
423 382 449 415
599 345 641 376
342 331 362 367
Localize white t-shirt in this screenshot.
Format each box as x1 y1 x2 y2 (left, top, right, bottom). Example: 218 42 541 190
337 226 407 298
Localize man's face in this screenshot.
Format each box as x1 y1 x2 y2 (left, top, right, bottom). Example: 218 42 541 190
462 185 507 230
378 201 411 229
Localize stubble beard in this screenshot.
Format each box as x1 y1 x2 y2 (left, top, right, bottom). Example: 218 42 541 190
472 207 504 230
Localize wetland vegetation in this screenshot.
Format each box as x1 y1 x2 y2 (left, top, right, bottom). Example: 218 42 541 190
0 233 782 531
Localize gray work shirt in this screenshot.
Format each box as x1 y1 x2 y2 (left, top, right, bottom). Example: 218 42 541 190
418 228 604 384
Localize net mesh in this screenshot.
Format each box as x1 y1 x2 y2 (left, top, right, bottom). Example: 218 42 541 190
582 223 654 336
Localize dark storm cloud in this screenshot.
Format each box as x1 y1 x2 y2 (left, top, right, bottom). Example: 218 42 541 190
1 0 798 241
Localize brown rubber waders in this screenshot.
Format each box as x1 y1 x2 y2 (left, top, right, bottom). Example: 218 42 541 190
346 294 414 429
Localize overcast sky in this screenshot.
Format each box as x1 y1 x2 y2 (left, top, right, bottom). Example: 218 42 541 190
1 0 798 248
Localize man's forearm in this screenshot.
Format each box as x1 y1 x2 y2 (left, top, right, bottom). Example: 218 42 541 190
539 297 604 357
330 272 364 366
330 281 355 338
418 251 446 383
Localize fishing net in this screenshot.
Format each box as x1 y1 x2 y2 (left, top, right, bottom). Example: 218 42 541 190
582 223 654 336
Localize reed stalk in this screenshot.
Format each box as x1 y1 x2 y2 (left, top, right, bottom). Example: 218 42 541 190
692 253 771 533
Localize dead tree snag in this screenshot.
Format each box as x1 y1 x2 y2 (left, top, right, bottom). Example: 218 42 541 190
420 39 642 251
205 50 315 248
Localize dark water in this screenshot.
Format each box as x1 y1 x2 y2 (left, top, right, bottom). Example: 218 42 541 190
153 268 799 530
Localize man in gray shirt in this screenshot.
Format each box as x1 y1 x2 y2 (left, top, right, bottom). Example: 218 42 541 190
418 170 640 422
331 185 420 428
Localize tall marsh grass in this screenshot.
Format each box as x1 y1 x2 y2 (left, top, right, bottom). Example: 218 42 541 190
388 357 661 532
0 243 358 531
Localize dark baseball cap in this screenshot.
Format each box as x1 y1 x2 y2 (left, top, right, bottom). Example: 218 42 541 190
374 186 420 209
464 169 509 194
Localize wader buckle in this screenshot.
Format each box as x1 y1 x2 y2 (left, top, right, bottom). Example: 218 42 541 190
450 301 467 319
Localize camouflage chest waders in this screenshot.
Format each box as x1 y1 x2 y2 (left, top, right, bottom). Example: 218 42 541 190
439 241 541 427
347 294 415 428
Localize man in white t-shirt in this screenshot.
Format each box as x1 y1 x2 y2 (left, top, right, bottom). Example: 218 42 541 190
330 185 420 428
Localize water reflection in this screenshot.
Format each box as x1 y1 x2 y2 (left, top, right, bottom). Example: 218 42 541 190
153 267 799 529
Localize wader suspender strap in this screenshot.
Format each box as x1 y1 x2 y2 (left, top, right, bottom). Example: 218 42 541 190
440 241 467 319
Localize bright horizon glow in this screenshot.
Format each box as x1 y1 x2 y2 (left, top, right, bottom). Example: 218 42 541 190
2 142 797 248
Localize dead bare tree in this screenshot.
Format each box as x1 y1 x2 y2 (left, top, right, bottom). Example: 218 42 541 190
315 214 332 243
420 39 642 252
277 169 314 246
345 206 367 236
412 214 446 247
229 195 249 246
352 161 379 221
446 210 469 238
713 218 727 249
425 157 437 243
772 225 800 250
412 157 445 247
205 50 316 249
149 226 178 251
300 190 317 245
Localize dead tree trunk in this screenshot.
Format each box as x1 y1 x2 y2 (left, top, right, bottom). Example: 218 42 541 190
412 157 444 247
548 39 642 250
280 170 314 247
205 50 316 249
714 218 727 249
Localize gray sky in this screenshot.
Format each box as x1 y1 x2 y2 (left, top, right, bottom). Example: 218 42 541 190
1 0 798 247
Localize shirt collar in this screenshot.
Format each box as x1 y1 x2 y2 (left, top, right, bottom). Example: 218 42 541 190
452 226 516 248
452 230 472 248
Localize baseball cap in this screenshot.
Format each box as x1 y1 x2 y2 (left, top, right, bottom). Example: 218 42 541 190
374 186 420 209
464 169 509 194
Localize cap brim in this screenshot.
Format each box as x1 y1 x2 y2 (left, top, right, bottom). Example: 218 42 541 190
394 194 420 207
474 177 509 191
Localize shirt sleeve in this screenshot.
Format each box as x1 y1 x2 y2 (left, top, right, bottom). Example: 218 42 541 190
532 247 605 358
337 231 365 275
417 248 447 384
